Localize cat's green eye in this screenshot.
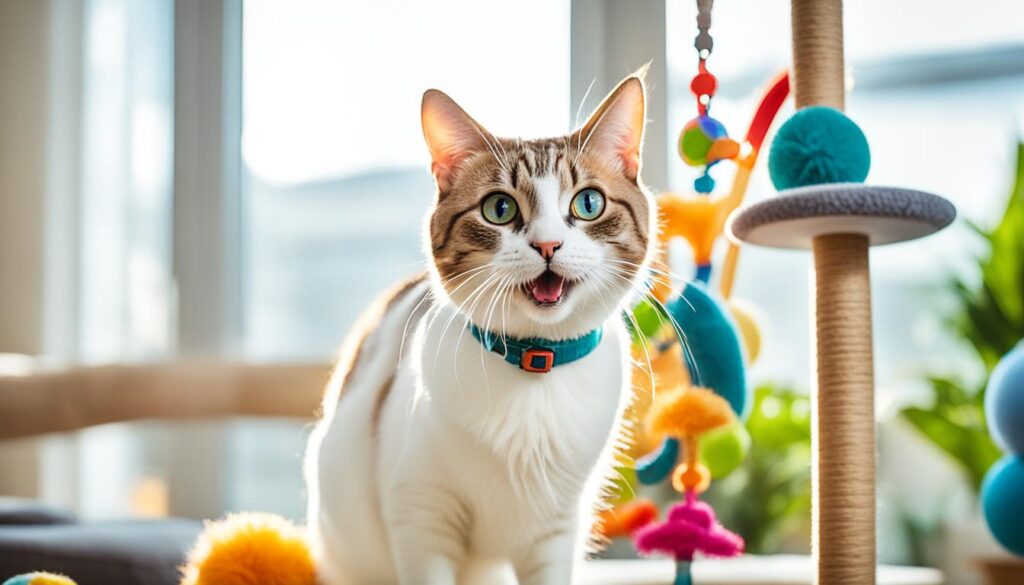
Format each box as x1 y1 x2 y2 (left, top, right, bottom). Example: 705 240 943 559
571 188 606 221
481 192 518 225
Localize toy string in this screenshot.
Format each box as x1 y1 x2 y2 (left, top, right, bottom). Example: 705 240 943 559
675 560 694 585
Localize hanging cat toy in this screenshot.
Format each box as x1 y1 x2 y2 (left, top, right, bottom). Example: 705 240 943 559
598 2 790 585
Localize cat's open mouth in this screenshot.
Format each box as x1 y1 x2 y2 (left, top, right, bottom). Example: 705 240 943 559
523 269 573 306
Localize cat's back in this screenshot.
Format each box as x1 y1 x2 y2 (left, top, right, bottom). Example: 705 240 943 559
305 272 431 584
318 272 430 410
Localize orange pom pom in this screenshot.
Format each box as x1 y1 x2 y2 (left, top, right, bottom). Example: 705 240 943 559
180 512 316 585
596 499 660 539
646 386 735 440
672 463 711 494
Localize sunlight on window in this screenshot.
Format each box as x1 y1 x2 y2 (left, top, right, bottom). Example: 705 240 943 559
244 0 571 185
243 0 570 359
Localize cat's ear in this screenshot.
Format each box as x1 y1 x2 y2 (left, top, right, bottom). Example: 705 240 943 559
574 71 647 181
421 89 492 192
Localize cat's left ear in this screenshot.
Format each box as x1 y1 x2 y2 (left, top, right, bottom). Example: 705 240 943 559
574 70 647 181
422 89 492 192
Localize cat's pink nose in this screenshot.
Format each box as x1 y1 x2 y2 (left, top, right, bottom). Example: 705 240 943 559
531 240 562 260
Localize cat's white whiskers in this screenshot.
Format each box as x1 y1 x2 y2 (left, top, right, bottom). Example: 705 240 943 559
599 266 700 388
574 78 598 132
400 265 491 360
436 270 503 377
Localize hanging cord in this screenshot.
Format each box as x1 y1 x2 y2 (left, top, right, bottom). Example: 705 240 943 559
693 0 715 116
695 0 714 58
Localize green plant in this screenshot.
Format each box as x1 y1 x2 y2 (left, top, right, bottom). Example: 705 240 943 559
900 142 1024 493
704 383 812 554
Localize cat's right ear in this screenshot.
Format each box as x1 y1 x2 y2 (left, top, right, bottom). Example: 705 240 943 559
422 90 490 192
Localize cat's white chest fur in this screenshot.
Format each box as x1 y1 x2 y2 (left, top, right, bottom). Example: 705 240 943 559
308 298 632 585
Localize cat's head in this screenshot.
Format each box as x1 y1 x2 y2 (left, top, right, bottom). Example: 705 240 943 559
421 72 655 340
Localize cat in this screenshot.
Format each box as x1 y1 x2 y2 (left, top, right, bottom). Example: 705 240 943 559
305 70 656 585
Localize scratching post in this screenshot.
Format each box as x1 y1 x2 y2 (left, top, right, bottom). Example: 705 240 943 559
795 2 873 581
812 232 874 585
727 0 956 583
790 0 844 110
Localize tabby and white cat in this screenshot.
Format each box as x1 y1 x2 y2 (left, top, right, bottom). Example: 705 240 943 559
305 71 655 584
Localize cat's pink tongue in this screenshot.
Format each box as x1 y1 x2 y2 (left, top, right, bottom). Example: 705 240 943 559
529 271 565 303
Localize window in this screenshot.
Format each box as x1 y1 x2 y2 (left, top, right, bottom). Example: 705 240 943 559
242 0 572 360
230 0 570 518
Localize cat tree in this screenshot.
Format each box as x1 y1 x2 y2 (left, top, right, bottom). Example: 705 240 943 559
727 0 956 583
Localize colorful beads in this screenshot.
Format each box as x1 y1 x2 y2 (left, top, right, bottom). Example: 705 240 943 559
694 174 715 195
690 72 717 99
679 116 739 168
672 462 711 494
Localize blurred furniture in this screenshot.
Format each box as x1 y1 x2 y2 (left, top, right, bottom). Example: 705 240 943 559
0 359 329 584
0 498 74 526
0 518 201 585
0 496 199 585
975 557 1024 585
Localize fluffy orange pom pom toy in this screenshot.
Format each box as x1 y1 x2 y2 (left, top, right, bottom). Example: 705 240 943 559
646 385 735 441
180 512 316 585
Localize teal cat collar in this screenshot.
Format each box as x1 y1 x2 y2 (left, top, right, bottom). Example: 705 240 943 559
467 324 603 373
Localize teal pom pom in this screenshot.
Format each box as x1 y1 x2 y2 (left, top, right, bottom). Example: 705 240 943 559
982 455 1024 556
768 106 871 190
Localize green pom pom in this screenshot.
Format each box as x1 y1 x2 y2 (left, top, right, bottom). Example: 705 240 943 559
768 106 870 190
699 423 750 479
632 301 668 339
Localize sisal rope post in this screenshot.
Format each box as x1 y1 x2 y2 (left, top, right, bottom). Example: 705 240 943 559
731 0 952 581
791 0 845 110
791 0 876 583
812 234 876 585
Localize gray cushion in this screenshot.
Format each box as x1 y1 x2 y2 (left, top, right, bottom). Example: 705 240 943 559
0 499 75 526
727 183 956 249
0 519 202 585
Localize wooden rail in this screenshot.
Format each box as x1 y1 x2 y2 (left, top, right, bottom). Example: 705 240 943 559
0 362 331 440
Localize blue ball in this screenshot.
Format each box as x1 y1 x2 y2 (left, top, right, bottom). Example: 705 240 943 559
986 344 1024 453
982 454 1024 556
768 106 871 190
